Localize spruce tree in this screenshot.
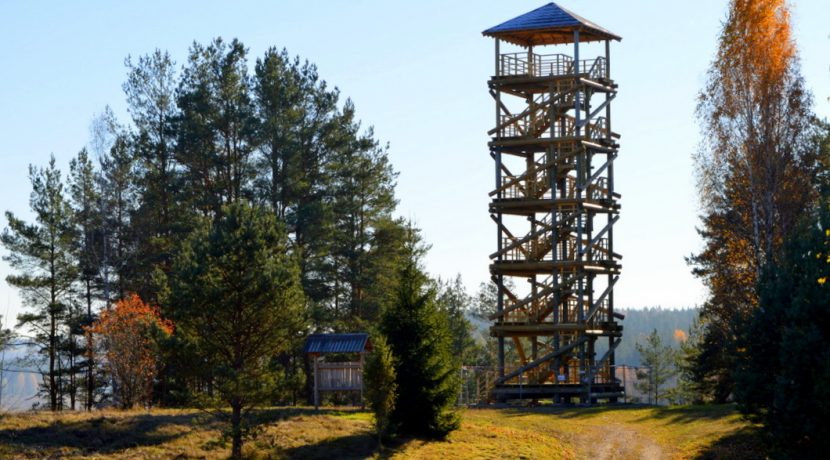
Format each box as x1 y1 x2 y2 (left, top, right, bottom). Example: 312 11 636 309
381 228 460 438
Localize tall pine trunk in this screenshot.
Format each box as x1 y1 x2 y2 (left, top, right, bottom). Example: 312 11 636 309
86 279 94 411
231 400 242 459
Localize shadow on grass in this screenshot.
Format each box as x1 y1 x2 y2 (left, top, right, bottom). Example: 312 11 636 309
694 426 766 459
493 403 648 419
251 406 365 425
0 412 201 456
478 402 744 426
630 403 742 425
279 432 381 460
280 432 452 460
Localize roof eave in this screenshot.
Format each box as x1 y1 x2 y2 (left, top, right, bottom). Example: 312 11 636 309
483 26 621 47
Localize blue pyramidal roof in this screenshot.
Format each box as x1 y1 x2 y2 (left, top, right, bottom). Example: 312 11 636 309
483 3 620 46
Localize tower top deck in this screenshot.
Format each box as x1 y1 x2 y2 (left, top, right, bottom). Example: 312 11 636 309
482 2 621 47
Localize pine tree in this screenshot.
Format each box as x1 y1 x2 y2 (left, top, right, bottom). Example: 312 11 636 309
253 48 338 318
177 38 258 215
435 275 475 364
328 104 398 325
97 133 137 302
1 156 78 411
169 203 304 459
69 148 103 410
123 48 183 302
634 329 678 405
381 228 460 437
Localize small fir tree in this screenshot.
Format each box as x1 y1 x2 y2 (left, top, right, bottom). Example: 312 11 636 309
381 229 460 438
363 335 397 445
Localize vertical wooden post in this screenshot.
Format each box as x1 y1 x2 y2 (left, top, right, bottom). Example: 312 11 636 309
605 39 610 78
573 30 581 136
313 355 319 410
495 38 500 76
528 45 534 76
494 37 505 383
359 352 365 408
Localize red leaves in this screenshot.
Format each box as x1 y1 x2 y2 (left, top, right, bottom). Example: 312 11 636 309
88 294 172 408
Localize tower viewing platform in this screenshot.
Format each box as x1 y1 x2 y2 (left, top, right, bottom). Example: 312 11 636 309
483 3 624 403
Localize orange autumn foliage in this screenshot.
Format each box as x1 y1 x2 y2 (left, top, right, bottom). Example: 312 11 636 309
673 329 688 343
719 0 795 96
88 294 173 408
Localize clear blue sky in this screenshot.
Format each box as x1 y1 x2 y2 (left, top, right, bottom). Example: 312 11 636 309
1 1 828 325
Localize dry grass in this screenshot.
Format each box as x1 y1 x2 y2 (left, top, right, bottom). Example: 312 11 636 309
0 404 762 459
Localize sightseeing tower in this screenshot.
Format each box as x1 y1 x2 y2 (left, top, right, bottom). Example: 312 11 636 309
483 3 624 403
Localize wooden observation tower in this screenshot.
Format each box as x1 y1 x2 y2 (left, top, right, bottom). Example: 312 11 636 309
483 3 624 403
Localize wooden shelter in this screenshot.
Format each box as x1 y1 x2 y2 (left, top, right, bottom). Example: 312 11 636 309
482 3 624 403
303 333 371 409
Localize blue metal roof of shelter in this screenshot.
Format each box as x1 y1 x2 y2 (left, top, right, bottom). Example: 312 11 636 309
483 3 620 47
303 333 370 354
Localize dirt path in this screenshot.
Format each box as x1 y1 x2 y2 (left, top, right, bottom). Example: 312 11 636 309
569 423 666 460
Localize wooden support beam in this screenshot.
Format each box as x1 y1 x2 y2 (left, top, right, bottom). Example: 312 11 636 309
513 337 528 365
588 338 622 379
583 154 616 190
489 211 576 260
578 77 616 93
586 215 619 253
489 89 527 136
496 337 587 384
489 285 554 320
585 276 619 321
489 214 530 258
577 94 616 129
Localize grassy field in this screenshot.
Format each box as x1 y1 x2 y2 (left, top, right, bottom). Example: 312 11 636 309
0 404 763 459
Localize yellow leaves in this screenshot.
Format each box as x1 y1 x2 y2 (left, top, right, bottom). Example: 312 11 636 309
819 277 827 286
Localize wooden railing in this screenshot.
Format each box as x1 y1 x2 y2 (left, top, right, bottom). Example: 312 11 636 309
496 112 613 142
498 53 608 80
